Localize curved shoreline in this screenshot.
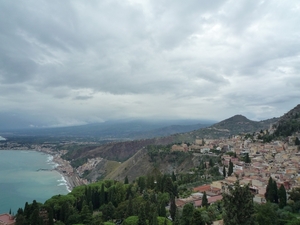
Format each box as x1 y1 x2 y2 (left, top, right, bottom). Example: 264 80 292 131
49 153 87 191
0 148 87 192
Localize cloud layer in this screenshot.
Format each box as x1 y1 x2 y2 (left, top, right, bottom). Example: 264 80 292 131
0 0 300 128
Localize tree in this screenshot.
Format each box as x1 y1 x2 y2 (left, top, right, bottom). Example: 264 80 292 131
228 160 233 176
138 204 147 225
138 176 146 193
173 209 181 225
265 177 278 203
254 202 278 225
244 153 251 163
126 196 134 217
223 180 255 225
192 209 205 225
99 183 106 206
165 177 174 196
81 203 93 224
289 187 300 202
181 203 194 225
265 177 273 202
124 176 129 184
169 195 176 221
30 209 40 225
223 165 226 178
150 210 158 225
272 180 278 204
101 202 115 221
209 159 214 167
158 201 166 217
171 171 177 182
278 184 287 208
202 192 208 208
295 137 300 146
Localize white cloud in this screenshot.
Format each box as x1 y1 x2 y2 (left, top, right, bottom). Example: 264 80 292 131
0 0 299 127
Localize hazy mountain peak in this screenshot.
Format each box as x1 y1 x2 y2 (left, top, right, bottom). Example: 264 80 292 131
214 115 251 126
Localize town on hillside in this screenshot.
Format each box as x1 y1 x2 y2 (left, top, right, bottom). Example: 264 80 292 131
171 130 300 212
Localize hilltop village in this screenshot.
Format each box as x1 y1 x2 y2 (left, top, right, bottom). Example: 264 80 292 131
171 131 300 210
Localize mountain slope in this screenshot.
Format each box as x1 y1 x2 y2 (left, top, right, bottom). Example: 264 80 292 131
171 115 278 142
273 104 300 137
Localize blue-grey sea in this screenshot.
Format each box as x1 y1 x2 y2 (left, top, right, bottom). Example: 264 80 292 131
0 150 69 214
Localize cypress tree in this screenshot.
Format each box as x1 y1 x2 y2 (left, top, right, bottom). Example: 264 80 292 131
202 192 208 208
145 201 151 222
265 177 278 203
265 177 274 202
169 195 176 221
223 165 226 178
138 176 146 193
158 201 166 217
30 209 40 225
150 210 158 225
273 180 278 203
48 208 54 225
126 196 133 217
172 171 176 182
173 209 180 225
99 183 105 206
124 175 129 184
138 204 147 225
228 160 233 176
244 153 251 163
278 184 287 208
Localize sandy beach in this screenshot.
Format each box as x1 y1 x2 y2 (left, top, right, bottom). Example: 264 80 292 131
51 154 87 191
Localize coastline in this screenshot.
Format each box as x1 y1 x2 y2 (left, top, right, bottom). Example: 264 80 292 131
0 148 87 192
50 154 87 192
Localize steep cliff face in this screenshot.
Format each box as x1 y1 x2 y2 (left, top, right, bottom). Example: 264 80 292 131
104 148 152 182
104 149 200 182
64 136 175 163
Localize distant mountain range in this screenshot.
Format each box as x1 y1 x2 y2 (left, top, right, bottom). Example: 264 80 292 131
0 119 215 140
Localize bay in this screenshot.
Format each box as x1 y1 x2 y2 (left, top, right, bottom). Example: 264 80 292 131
0 150 69 214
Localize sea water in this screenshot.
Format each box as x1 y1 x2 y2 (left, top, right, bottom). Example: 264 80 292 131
0 150 69 214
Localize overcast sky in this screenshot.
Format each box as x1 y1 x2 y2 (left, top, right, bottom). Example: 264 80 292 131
0 0 299 128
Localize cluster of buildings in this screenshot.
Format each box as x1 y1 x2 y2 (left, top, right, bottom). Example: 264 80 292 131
174 133 300 210
76 157 103 176
172 133 299 225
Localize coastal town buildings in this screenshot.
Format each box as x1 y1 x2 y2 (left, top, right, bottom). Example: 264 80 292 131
174 133 300 208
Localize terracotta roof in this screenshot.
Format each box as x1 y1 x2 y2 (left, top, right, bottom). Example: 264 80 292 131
194 195 223 207
193 184 211 192
175 199 186 207
0 214 15 225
